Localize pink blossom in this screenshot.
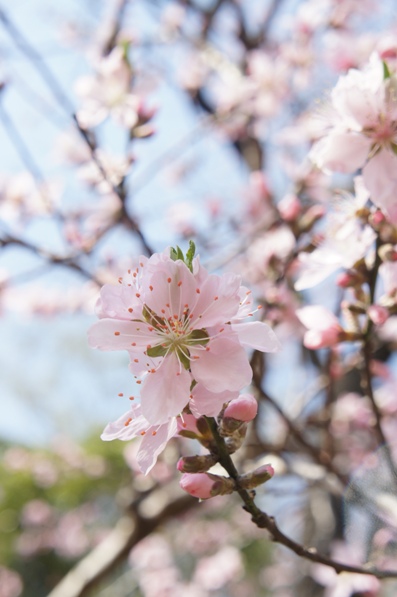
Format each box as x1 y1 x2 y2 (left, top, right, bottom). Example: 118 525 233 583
310 53 397 224
88 249 280 425
296 306 342 349
75 47 141 129
101 403 177 474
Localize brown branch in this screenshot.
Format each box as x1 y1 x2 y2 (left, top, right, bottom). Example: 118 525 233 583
206 417 397 580
46 484 196 597
0 8 154 257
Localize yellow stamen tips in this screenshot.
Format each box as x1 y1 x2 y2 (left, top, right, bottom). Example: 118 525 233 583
128 308 133 313
257 305 263 309
129 396 135 401
161 309 166 314
148 326 154 332
214 296 219 300
205 347 210 351
136 292 141 298
149 285 153 291
196 288 200 294
192 355 200 359
114 331 120 336
140 430 146 435
140 262 144 267
152 431 157 436
118 392 124 397
124 417 132 426
131 342 136 346
150 368 156 373
178 281 182 287
167 277 172 283
136 380 142 385
134 358 139 363
219 327 224 332
127 269 131 274
147 344 152 349
118 277 123 284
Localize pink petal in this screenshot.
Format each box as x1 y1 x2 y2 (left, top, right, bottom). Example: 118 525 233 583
88 318 156 351
138 418 178 474
190 385 238 417
141 352 192 424
310 132 371 173
101 405 148 441
232 321 281 352
190 336 252 393
190 272 241 328
296 306 340 331
96 284 142 319
363 151 397 225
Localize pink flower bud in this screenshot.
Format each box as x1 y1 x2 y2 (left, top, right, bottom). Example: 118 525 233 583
336 272 357 288
304 327 340 349
368 305 389 326
180 473 216 499
238 464 274 489
180 472 235 499
278 193 301 221
223 394 258 422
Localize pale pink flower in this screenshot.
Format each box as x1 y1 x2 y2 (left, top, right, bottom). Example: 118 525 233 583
88 249 280 425
310 53 397 224
296 305 342 349
75 47 140 129
101 403 177 474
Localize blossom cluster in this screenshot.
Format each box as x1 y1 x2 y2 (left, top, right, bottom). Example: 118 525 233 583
88 244 280 474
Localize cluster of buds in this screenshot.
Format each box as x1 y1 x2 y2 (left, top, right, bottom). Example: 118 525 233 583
178 394 274 500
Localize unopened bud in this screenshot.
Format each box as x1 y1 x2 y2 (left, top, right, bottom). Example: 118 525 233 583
179 472 235 499
239 464 274 490
378 244 397 262
177 454 217 473
303 327 341 349
368 305 389 326
336 270 366 288
223 394 258 423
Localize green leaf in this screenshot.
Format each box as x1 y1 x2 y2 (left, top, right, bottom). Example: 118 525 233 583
383 60 391 79
146 344 168 358
185 240 196 272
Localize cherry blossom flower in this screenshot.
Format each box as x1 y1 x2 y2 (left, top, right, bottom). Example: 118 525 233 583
310 53 397 224
75 46 141 129
88 248 280 425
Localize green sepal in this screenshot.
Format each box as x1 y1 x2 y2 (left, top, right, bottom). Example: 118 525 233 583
187 328 209 346
142 304 163 329
146 344 168 358
176 347 191 370
170 245 185 262
186 240 196 272
383 60 391 79
391 142 397 156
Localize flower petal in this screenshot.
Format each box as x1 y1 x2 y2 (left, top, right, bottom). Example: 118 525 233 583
232 321 281 352
138 418 178 474
190 336 252 393
141 352 192 424
88 318 156 351
190 385 238 417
